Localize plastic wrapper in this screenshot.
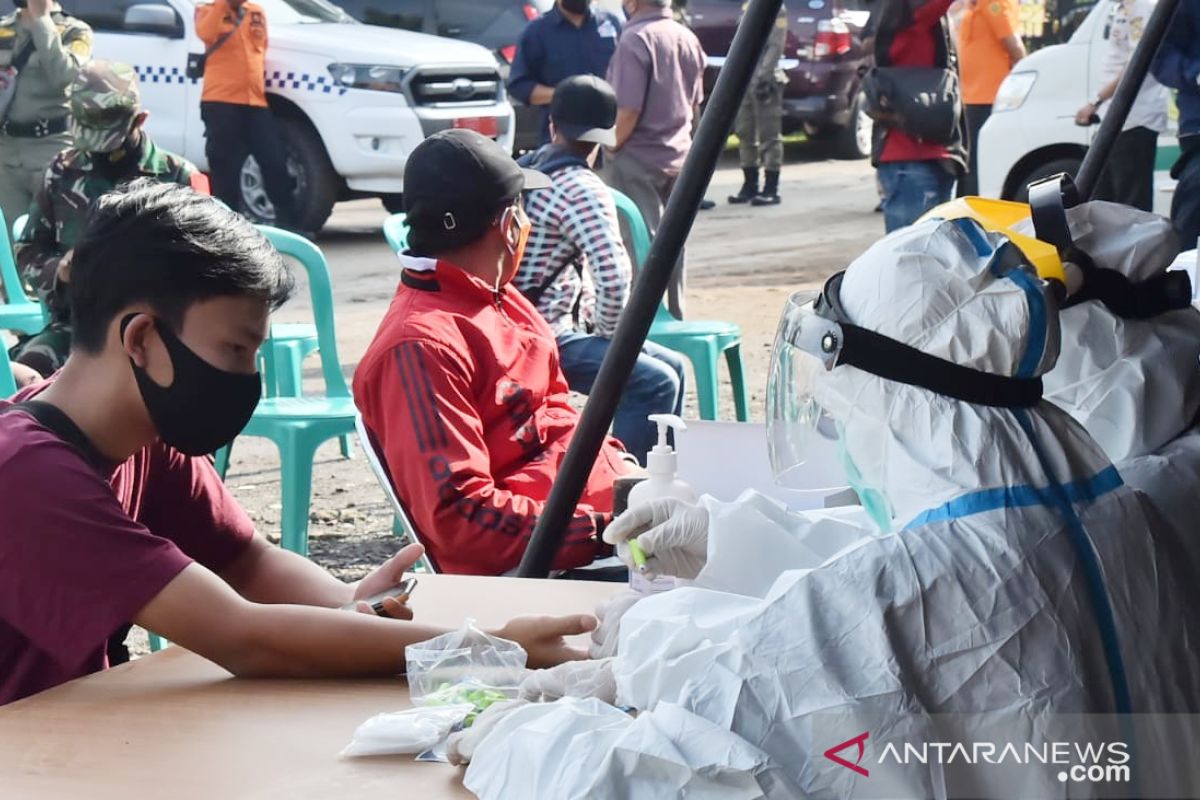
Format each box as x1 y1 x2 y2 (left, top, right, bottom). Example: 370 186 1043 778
340 704 473 758
404 619 528 704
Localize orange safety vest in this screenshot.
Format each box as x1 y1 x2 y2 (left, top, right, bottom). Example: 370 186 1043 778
194 0 268 107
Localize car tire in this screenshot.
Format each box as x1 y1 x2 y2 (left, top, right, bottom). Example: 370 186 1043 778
1011 157 1082 203
381 194 405 215
828 91 873 160
239 117 339 234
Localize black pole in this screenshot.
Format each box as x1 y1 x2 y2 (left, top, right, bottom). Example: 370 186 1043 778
516 0 785 577
1074 0 1181 199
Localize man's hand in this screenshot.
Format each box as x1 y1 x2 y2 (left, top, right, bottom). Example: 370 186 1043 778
519 657 617 705
351 543 424 620
1075 102 1099 127
492 614 597 668
55 250 72 284
603 498 710 580
25 0 51 19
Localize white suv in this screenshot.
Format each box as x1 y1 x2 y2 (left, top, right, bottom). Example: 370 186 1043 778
977 0 1178 215
41 0 515 232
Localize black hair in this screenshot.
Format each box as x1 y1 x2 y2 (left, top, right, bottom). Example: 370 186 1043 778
69 179 294 353
407 198 513 258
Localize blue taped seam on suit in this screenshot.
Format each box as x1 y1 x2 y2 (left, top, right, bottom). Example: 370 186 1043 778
1012 409 1134 718
904 465 1123 529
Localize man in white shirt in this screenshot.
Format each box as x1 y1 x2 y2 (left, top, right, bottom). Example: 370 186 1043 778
1074 0 1170 211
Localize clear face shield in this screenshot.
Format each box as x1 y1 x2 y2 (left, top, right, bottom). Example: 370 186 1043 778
766 290 850 494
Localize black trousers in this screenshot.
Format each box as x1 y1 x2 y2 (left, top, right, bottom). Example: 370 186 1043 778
959 103 991 197
1094 126 1158 212
200 101 296 222
1170 135 1200 248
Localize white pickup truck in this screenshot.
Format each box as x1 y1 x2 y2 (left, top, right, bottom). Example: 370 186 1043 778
977 0 1178 215
31 0 516 232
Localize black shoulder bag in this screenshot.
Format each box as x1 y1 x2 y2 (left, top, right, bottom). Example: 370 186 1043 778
186 7 246 81
861 2 962 145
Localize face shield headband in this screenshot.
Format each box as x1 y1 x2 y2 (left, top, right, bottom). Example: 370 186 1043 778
809 271 1045 408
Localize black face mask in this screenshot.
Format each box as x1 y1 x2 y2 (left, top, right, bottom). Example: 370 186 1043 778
93 128 146 181
122 315 262 456
560 0 589 14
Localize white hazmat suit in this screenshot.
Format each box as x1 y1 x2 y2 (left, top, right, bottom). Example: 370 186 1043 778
462 219 1200 799
1039 201 1200 545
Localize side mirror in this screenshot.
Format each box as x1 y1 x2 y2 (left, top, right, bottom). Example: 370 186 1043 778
124 4 184 38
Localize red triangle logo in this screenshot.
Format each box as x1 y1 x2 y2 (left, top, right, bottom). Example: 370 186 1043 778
824 731 870 777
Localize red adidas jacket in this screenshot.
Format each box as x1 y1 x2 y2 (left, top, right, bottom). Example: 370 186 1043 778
353 257 630 575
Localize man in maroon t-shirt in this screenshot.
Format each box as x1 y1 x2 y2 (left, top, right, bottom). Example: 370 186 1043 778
0 180 595 706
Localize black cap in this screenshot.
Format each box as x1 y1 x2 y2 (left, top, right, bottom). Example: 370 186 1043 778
551 75 617 147
403 129 550 246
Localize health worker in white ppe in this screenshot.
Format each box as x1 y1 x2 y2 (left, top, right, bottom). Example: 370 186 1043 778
451 217 1200 799
1036 201 1200 546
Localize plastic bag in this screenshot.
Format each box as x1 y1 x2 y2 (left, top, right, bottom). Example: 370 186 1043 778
340 704 474 757
405 619 527 704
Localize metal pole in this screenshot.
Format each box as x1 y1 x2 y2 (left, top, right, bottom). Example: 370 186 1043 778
1074 0 1181 199
516 0 785 577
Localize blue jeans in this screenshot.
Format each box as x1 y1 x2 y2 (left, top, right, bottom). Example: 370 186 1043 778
877 160 956 233
556 331 686 463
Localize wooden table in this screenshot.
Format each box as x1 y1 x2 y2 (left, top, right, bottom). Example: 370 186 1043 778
0 574 620 799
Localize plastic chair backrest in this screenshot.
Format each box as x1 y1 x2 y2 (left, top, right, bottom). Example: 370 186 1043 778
256 226 350 398
0 341 17 397
383 213 409 253
608 187 674 323
0 208 34 306
354 412 438 573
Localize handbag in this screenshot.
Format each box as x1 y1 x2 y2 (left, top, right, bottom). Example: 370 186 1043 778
862 3 962 146
0 39 39 125
861 65 961 144
186 8 246 81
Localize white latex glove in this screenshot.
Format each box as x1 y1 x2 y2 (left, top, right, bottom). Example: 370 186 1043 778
446 699 529 766
602 498 710 580
518 658 617 705
589 590 641 659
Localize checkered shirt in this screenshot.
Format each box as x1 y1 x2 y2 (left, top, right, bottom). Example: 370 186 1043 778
515 164 632 338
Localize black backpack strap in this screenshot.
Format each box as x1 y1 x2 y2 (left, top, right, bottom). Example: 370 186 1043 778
3 400 108 470
523 254 584 307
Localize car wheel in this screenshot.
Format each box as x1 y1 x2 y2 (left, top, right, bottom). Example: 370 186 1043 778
829 92 873 160
240 117 338 234
1011 157 1082 203
381 194 405 215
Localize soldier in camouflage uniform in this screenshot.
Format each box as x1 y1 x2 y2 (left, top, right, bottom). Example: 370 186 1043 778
0 0 91 227
11 60 201 376
728 3 788 206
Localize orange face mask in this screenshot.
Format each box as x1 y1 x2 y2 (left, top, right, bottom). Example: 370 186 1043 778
500 203 531 287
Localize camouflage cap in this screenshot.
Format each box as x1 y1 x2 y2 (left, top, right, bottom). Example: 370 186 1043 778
69 61 142 154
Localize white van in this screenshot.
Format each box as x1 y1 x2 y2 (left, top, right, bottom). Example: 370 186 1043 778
34 0 516 232
977 0 1178 215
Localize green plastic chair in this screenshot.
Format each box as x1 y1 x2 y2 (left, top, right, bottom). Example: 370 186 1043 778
608 189 749 421
0 338 17 397
0 209 48 335
383 212 408 252
221 227 358 556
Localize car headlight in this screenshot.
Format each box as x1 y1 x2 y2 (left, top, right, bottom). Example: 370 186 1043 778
327 63 410 94
992 71 1037 113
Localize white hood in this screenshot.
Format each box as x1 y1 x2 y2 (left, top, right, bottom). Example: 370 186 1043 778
270 23 499 67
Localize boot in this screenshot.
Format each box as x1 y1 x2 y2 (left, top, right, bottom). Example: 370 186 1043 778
751 170 781 206
728 167 759 204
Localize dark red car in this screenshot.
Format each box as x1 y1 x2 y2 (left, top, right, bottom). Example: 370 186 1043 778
686 0 874 158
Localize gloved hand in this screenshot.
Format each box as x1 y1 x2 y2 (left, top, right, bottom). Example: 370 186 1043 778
589 590 641 659
445 698 529 766
518 657 617 705
602 498 710 580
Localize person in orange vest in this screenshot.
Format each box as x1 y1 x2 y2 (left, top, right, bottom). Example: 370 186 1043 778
194 0 300 232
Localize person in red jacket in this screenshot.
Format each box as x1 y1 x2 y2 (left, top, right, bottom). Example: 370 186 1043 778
870 0 967 232
354 129 635 576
